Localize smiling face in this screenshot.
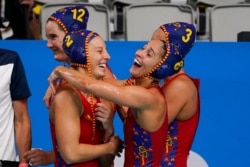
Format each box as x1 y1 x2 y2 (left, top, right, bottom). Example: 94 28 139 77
62 30 111 80
88 36 110 80
45 20 69 63
129 39 165 78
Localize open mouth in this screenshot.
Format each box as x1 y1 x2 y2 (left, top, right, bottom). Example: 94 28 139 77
134 59 142 67
99 63 107 69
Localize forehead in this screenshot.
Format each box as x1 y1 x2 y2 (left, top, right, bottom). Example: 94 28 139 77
89 36 105 47
45 20 63 33
148 39 163 50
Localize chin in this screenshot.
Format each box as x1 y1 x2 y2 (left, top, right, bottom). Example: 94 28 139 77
53 54 59 60
54 55 67 62
129 68 137 76
54 57 60 61
98 72 106 79
129 68 133 74
130 70 141 78
99 73 105 79
54 58 64 62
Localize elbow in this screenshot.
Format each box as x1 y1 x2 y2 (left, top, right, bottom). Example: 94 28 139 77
59 148 78 164
63 158 74 165
61 154 75 164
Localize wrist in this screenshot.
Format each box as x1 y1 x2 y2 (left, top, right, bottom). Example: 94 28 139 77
107 127 114 136
106 125 114 133
106 141 114 155
103 127 114 143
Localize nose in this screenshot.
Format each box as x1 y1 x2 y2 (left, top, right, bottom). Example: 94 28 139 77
104 50 111 60
46 39 53 48
135 49 143 58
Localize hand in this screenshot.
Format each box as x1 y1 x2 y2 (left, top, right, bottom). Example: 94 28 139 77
95 102 114 142
95 102 114 130
108 135 124 157
43 87 53 108
44 79 68 108
24 149 55 166
47 66 65 94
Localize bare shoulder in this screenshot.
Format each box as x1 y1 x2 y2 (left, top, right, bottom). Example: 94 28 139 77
168 75 198 120
50 84 83 121
53 84 80 104
55 83 75 94
164 75 197 96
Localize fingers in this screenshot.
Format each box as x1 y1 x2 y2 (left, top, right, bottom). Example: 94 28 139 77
49 82 57 95
24 149 41 166
95 103 112 116
24 149 39 158
43 87 53 108
48 72 59 89
48 69 64 95
43 97 50 108
29 157 39 166
95 103 112 122
95 103 107 113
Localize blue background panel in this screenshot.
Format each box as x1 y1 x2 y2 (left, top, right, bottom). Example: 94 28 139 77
0 41 250 166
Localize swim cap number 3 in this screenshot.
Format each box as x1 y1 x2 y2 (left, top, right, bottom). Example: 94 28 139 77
182 28 192 43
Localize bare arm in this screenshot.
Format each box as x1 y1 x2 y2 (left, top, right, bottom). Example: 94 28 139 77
48 66 167 132
163 77 197 124
103 68 128 122
49 66 158 110
13 99 31 163
116 105 128 122
51 86 121 164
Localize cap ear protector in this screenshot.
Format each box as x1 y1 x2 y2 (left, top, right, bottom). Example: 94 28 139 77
63 29 99 65
49 5 89 33
151 43 184 79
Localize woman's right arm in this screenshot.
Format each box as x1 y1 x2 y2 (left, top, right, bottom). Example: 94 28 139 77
51 86 122 164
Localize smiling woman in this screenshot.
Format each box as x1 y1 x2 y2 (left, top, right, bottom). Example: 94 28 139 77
47 29 122 167
45 5 89 63
63 30 110 80
47 37 178 166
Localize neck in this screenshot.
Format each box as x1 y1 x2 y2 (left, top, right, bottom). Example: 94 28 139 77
134 76 159 88
70 66 89 74
164 69 185 82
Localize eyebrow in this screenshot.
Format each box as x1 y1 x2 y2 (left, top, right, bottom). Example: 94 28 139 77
148 43 156 56
46 33 57 38
95 46 103 51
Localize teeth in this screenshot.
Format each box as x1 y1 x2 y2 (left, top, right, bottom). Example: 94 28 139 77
99 64 106 68
134 59 141 66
